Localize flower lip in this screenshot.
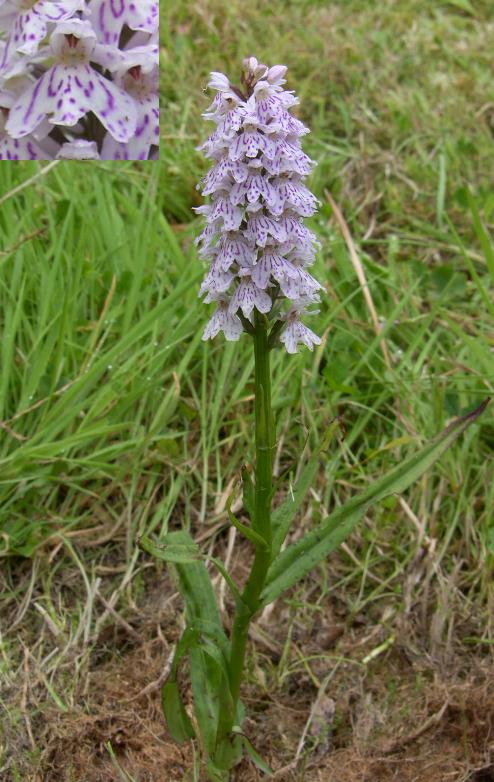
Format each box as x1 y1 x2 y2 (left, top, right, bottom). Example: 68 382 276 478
56 139 99 159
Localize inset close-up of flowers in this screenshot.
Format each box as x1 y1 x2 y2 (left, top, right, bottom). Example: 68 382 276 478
0 0 158 159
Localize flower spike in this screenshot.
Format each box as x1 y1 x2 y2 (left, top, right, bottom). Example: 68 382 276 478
196 58 324 353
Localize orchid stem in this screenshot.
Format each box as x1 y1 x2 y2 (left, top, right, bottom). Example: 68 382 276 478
226 310 275 716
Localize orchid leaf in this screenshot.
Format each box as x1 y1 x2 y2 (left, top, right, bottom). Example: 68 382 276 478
148 531 234 756
271 419 342 556
261 400 489 608
162 680 195 743
241 468 255 522
139 532 200 563
162 627 197 743
233 729 274 775
227 496 269 550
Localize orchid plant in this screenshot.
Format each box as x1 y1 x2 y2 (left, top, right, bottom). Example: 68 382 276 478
0 0 158 159
141 58 488 781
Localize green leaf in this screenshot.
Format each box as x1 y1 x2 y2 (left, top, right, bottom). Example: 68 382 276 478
162 681 195 743
444 0 476 16
209 556 245 605
154 531 234 756
271 420 341 557
212 733 243 773
162 627 197 742
139 532 200 563
143 530 245 605
261 400 490 608
234 730 273 775
189 644 225 757
227 496 269 550
162 531 223 628
241 468 255 522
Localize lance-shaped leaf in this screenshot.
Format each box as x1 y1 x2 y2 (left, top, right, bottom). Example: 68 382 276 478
162 627 197 743
145 530 232 751
162 680 195 743
241 468 255 523
227 495 269 550
261 399 489 608
271 420 341 557
190 644 225 756
141 531 243 604
139 532 201 563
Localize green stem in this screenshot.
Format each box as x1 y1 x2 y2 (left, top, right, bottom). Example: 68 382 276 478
225 311 276 717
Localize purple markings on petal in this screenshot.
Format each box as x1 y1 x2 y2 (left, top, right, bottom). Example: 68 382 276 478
48 66 60 98
110 0 125 18
22 77 44 126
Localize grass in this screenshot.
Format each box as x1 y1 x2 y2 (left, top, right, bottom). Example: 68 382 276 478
1 0 494 779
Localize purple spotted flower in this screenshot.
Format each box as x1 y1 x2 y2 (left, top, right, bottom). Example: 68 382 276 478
5 19 137 141
196 57 323 353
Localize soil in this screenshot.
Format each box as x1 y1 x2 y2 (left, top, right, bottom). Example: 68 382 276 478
17 580 494 782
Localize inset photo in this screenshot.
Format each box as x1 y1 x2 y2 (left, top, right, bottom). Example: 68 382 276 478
0 0 158 160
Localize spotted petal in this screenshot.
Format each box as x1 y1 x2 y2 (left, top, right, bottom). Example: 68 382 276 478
6 63 137 141
0 131 48 160
89 0 158 45
101 94 158 159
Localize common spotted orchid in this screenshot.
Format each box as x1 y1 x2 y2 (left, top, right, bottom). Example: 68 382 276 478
196 57 323 354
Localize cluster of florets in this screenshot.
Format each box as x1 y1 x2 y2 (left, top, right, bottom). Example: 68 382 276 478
195 57 323 354
0 0 158 160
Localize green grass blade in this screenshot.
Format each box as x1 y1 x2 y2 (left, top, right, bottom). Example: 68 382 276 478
468 189 494 285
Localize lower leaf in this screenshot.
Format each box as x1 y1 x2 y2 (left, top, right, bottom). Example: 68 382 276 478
162 680 195 743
